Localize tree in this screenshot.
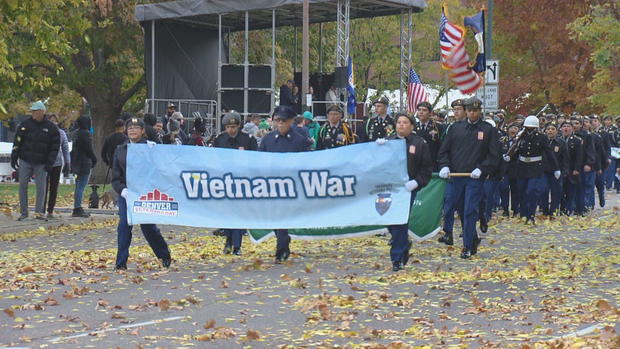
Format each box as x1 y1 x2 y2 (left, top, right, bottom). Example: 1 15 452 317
493 0 597 114
2 0 146 182
568 2 620 115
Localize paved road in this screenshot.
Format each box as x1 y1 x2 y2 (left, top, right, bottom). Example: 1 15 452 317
1 194 619 348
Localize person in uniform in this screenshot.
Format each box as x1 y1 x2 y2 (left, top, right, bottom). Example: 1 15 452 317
480 119 503 232
499 123 521 217
559 121 584 215
438 98 467 246
111 118 172 270
590 116 611 207
380 113 432 271
357 97 395 142
415 101 445 171
316 105 355 150
212 111 258 255
507 115 559 224
437 98 500 259
571 117 597 215
540 123 569 217
602 115 618 191
259 105 312 263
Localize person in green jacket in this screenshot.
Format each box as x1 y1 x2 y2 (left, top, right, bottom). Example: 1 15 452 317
302 111 320 149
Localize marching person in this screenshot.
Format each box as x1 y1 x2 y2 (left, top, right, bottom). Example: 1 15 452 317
602 115 618 191
357 97 395 142
480 119 503 232
509 115 559 224
590 116 610 207
437 98 500 259
11 101 60 221
316 105 355 150
212 111 258 255
415 101 445 171
259 105 312 263
540 123 569 217
111 118 171 270
380 113 432 271
572 117 596 215
559 121 584 215
499 123 521 217
70 116 98 218
438 98 467 246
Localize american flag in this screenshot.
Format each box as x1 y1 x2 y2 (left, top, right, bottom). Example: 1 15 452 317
407 67 428 114
439 9 482 94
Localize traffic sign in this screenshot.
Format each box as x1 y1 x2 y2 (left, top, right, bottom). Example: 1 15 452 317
485 60 499 84
475 85 499 110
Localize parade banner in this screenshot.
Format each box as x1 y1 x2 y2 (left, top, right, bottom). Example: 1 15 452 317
248 175 446 243
126 140 411 229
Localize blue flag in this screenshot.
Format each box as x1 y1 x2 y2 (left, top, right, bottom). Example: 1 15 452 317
464 11 486 74
347 56 356 115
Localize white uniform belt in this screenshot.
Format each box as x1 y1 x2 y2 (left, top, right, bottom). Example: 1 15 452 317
519 155 542 163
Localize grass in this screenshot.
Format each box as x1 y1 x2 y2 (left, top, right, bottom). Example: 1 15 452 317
0 183 91 207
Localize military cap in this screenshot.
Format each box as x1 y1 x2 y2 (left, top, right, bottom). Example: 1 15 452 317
373 96 390 106
222 111 242 126
451 99 465 108
602 115 612 121
465 97 482 110
436 110 448 119
326 105 343 114
416 101 433 111
273 105 297 120
394 112 415 125
126 117 145 129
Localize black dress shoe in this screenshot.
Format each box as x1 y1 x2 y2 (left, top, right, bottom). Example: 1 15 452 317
438 234 453 246
502 210 509 217
161 257 172 268
480 218 488 233
460 249 472 259
392 261 403 272
223 237 233 254
115 264 127 270
471 237 481 255
402 241 412 265
232 248 241 256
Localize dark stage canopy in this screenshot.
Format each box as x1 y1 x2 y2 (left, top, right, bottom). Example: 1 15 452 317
135 0 426 30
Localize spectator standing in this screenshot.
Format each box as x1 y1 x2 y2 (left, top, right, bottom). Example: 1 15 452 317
46 114 71 219
11 101 60 221
70 116 97 217
279 79 295 107
101 119 129 169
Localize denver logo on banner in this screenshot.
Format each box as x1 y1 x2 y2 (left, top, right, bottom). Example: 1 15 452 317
125 140 411 229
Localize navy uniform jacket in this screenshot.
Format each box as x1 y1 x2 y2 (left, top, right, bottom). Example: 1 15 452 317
499 135 519 178
316 121 355 150
561 134 584 184
514 130 559 178
438 118 500 177
590 131 608 171
258 128 311 153
416 120 446 171
213 131 258 150
544 137 570 175
574 130 597 168
388 133 432 189
357 115 395 142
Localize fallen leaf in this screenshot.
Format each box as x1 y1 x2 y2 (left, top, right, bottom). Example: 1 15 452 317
246 329 261 340
158 299 170 311
203 319 216 329
4 308 15 318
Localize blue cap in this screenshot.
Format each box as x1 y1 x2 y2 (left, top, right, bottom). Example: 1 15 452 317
273 105 296 120
30 100 46 111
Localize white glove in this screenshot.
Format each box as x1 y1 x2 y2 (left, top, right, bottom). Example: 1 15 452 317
503 154 511 162
554 170 561 180
147 140 156 148
121 188 128 199
439 167 450 179
470 168 482 179
375 138 387 145
405 179 418 192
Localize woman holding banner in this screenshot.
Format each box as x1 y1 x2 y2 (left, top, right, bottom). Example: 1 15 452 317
380 113 433 271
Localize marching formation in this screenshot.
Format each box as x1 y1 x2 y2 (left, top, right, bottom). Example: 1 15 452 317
10 98 620 272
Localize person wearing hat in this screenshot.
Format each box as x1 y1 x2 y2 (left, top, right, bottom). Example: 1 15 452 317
437 97 500 259
316 105 355 150
571 117 597 214
603 115 619 192
380 112 432 271
111 118 172 270
498 123 522 217
508 115 559 224
558 121 583 215
259 105 312 263
584 117 609 208
540 123 569 217
358 96 395 142
302 111 321 149
212 111 258 255
162 103 176 132
416 101 445 171
11 100 61 221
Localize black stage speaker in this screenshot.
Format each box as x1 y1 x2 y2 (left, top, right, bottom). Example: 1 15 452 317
221 65 244 88
334 67 348 88
248 91 271 113
221 90 243 112
248 65 271 88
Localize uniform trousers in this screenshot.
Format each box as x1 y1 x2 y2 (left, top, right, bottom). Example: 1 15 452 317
116 196 170 268
447 178 482 250
517 175 545 220
387 192 417 263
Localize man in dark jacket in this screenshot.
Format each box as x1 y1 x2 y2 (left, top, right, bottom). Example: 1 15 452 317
11 100 60 221
111 118 171 270
70 116 98 217
279 80 295 107
101 119 128 168
415 101 445 171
